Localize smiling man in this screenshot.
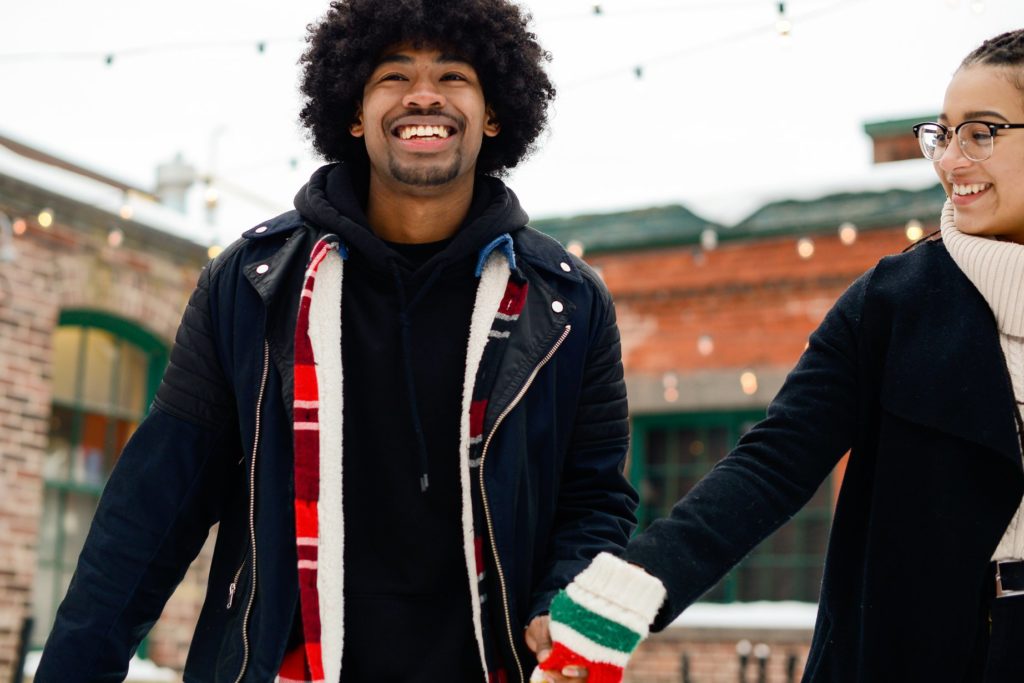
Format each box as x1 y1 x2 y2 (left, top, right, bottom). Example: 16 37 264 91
35 1 637 682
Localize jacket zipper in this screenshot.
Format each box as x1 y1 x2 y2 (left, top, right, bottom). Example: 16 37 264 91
231 340 270 683
478 324 571 683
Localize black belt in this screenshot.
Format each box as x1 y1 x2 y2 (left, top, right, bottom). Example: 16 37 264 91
995 560 1024 598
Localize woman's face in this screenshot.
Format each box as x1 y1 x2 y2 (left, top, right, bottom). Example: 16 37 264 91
937 64 1024 244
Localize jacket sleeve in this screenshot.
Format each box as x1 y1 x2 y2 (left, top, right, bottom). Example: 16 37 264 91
35 262 242 682
527 281 638 622
623 270 871 631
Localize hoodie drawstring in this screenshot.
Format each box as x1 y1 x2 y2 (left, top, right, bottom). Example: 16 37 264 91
390 261 445 492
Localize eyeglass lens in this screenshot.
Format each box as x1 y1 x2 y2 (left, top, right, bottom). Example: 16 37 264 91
918 122 994 162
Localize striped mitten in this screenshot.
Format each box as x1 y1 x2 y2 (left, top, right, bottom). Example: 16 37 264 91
539 552 667 683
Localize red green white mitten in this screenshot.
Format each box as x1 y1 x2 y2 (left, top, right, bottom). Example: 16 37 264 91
536 552 667 683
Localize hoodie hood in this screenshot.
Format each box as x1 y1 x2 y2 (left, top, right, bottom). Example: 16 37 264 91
293 162 529 275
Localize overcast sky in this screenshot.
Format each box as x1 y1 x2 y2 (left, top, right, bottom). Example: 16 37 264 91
3 0 1022 246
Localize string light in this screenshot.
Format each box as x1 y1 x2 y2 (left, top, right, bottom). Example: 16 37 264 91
12 218 28 236
204 185 220 208
905 219 924 242
775 1 792 37
700 228 719 251
566 240 585 258
970 0 985 14
662 372 679 403
107 228 125 248
796 237 815 259
208 244 224 259
697 334 715 357
119 203 134 221
838 222 858 245
740 371 759 395
38 208 54 228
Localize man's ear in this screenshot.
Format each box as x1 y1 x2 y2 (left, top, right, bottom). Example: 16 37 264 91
484 106 500 138
350 104 365 138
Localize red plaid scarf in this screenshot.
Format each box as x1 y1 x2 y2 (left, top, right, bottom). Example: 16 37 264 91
280 234 522 682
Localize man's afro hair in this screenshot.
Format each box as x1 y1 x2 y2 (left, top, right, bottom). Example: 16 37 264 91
298 0 556 177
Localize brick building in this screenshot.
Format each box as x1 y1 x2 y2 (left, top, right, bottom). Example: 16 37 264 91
532 118 941 682
0 117 940 682
0 133 214 679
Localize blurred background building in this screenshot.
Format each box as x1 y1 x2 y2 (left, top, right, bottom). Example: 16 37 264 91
0 117 937 682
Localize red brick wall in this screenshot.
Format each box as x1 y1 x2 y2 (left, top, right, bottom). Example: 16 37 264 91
626 627 812 683
592 227 916 376
0 210 207 679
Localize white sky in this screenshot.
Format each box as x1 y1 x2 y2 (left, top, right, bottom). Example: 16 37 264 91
2 0 1022 246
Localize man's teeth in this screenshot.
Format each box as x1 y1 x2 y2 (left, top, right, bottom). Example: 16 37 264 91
398 125 451 140
953 183 990 196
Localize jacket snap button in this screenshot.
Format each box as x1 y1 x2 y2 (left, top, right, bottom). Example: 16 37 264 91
254 225 268 234
559 261 571 272
256 264 270 275
552 301 564 313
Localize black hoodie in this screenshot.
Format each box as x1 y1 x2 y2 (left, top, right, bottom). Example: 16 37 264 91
293 163 528 680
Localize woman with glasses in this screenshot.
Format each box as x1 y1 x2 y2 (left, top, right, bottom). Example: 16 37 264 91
534 30 1024 683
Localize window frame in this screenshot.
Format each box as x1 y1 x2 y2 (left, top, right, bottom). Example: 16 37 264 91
630 410 835 603
33 310 168 653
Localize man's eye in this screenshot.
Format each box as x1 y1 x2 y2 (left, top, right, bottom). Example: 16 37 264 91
441 73 467 81
380 73 407 81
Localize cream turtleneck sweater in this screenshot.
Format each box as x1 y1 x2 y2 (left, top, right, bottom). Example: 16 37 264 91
939 200 1024 561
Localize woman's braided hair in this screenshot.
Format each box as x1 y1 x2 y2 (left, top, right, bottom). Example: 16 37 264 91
298 0 555 177
961 29 1024 91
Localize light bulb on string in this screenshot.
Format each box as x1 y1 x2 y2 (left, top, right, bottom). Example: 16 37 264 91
838 222 858 245
905 219 924 242
38 208 54 228
12 218 27 236
107 228 124 248
740 371 759 396
775 1 792 38
700 228 718 251
970 0 985 14
796 237 815 259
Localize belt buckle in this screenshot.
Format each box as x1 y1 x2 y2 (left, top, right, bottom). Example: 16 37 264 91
995 559 1024 598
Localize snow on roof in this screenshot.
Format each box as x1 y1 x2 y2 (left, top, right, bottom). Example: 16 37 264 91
0 138 209 247
668 601 818 631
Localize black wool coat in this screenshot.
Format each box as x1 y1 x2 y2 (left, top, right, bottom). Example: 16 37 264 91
625 239 1024 682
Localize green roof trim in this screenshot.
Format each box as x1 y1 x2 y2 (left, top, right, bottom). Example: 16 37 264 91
863 115 937 139
531 204 722 253
532 184 947 254
729 184 946 237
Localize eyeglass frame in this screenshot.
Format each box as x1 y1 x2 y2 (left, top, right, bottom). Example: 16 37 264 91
912 120 1024 162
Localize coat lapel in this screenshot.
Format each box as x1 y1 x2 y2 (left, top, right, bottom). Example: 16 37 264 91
878 245 1021 469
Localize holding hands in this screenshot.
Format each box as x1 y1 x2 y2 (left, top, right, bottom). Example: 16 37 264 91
530 553 667 683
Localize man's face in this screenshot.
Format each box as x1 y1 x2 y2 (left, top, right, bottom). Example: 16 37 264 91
350 44 500 190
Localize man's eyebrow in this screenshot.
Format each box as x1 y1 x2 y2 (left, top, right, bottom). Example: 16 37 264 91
374 53 471 67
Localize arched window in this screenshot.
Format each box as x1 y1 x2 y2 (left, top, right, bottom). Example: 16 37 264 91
31 311 168 648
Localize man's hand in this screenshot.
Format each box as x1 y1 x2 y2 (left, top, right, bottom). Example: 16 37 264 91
525 615 588 682
535 553 667 683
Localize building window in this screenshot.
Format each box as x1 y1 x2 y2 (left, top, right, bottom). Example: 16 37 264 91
31 311 167 648
631 411 833 603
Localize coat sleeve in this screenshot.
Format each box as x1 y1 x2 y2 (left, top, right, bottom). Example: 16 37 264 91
624 269 871 631
527 279 639 622
35 262 242 682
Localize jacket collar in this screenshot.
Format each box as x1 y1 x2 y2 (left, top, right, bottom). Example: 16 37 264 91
878 242 1022 467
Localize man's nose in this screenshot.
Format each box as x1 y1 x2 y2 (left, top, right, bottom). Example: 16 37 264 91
402 75 445 110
